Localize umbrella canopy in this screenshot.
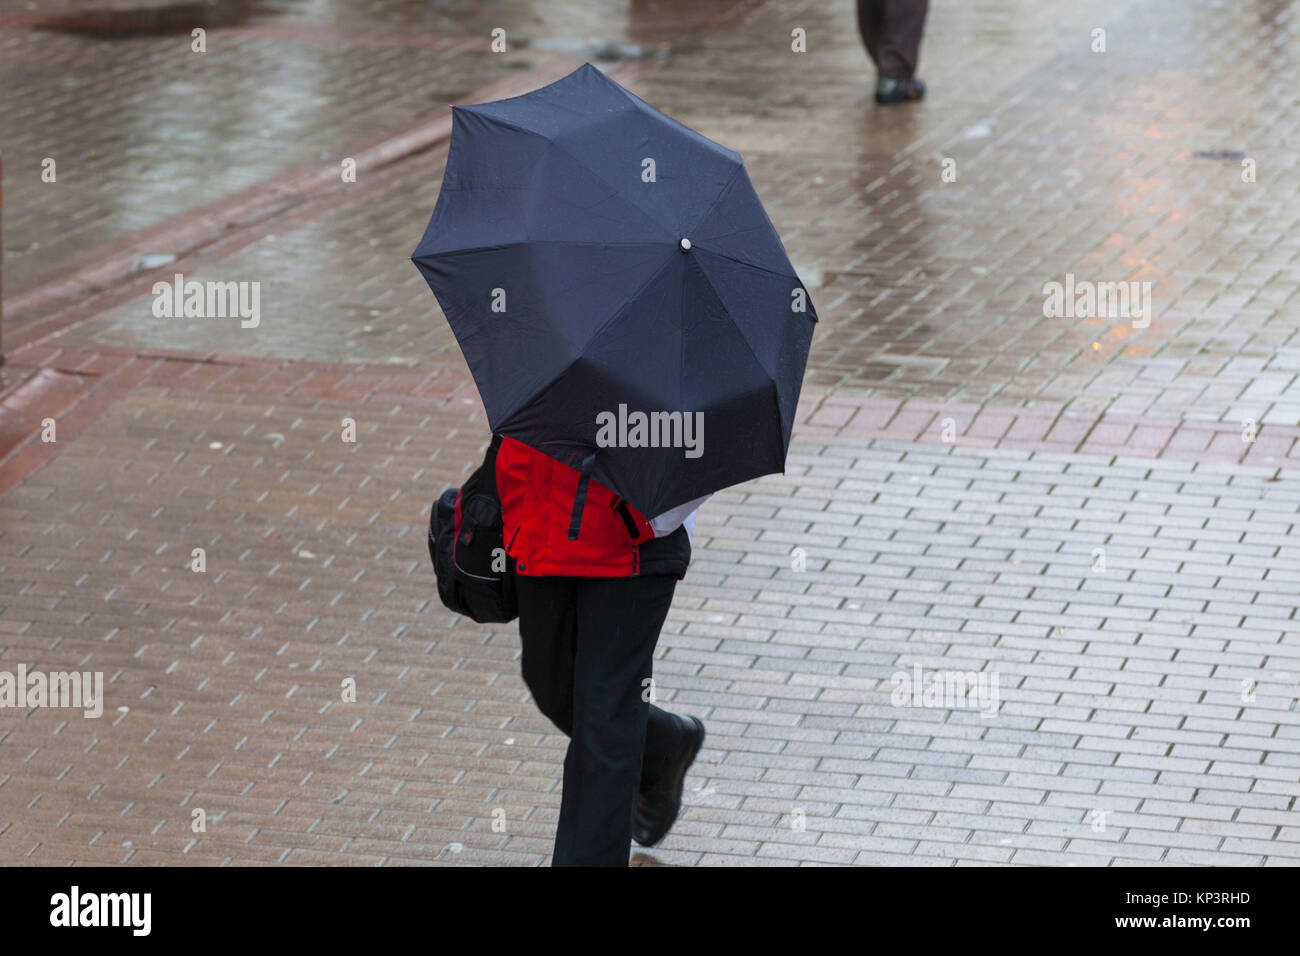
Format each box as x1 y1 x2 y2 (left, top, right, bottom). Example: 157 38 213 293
412 63 816 520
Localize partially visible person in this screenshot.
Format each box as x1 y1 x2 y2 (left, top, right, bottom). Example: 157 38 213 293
857 0 930 104
496 436 709 866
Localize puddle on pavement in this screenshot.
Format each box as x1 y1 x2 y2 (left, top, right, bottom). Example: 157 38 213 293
29 0 293 38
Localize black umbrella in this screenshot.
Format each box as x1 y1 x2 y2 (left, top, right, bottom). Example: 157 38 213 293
412 63 816 529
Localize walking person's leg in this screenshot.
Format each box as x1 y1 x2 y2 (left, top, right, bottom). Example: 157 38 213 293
516 575 579 737
856 0 885 73
515 572 702 864
876 0 929 81
858 0 929 103
554 574 681 865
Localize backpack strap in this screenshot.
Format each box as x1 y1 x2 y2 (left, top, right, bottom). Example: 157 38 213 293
567 451 597 540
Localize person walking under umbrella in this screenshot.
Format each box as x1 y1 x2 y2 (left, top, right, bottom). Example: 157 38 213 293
413 64 817 866
496 438 710 864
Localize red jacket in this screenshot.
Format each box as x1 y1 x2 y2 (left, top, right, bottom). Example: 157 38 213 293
495 436 690 578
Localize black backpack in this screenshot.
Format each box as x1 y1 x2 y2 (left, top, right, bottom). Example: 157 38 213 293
428 434 518 623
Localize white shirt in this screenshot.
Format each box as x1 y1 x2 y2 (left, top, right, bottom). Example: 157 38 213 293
649 494 710 544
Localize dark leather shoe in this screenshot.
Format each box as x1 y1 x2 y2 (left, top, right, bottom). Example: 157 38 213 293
633 715 705 847
875 77 925 104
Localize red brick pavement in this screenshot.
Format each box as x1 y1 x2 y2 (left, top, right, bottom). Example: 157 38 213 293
6 335 1299 510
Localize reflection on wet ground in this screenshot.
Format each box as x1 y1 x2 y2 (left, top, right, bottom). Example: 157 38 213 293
24 0 294 36
7 0 1300 424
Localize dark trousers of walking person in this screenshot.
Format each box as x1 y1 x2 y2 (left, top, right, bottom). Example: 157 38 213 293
517 573 684 866
857 0 930 80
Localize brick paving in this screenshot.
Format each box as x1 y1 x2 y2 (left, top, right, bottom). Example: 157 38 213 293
2 385 1298 866
2 0 1299 866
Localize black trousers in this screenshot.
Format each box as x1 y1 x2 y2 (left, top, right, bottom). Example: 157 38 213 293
857 0 930 80
516 573 685 866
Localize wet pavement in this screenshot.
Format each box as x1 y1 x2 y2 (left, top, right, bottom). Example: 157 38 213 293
1 0 1299 866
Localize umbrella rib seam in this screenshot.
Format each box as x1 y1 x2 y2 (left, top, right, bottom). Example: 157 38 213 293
687 254 792 468
697 245 805 284
687 163 744 241
472 110 678 241
689 253 785 386
495 247 680 432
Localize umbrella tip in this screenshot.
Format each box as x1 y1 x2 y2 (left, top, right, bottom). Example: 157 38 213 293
679 237 692 252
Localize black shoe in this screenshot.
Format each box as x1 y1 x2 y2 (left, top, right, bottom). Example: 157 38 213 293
633 715 705 847
875 77 925 104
